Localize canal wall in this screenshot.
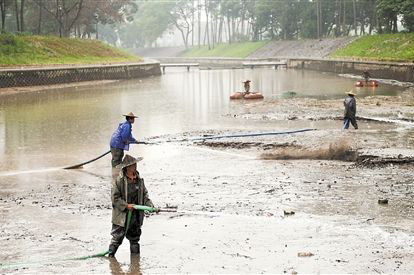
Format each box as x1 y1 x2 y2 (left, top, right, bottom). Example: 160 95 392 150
288 58 414 83
158 57 414 83
0 60 161 88
157 57 251 68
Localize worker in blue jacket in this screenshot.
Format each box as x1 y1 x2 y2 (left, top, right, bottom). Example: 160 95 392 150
110 112 138 167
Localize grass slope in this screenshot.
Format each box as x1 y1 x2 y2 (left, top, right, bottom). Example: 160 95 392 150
330 33 414 62
182 41 268 58
0 34 141 66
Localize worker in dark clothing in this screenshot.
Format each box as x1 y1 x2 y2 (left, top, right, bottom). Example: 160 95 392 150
343 90 358 130
108 155 157 257
362 71 371 84
243 80 251 95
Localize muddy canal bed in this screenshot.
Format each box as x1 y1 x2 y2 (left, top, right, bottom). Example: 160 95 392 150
1 68 414 273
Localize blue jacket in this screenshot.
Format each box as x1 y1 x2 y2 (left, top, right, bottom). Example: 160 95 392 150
110 121 137 150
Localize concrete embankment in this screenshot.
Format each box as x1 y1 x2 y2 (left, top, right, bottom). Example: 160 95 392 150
151 38 414 83
156 57 261 69
157 56 414 84
288 58 414 83
247 37 414 83
0 60 161 88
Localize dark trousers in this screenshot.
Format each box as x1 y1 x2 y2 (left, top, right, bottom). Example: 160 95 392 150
343 116 358 129
110 148 124 168
109 223 142 254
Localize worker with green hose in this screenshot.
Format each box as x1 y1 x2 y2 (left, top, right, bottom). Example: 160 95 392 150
108 154 158 257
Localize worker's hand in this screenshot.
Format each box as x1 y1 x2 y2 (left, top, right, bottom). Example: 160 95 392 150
154 207 160 213
127 204 135 211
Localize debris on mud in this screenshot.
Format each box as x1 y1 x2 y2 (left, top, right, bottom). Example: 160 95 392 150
283 210 295 216
297 252 314 257
378 199 389 205
356 155 414 168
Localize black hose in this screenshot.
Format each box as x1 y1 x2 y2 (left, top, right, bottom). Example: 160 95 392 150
63 150 111 169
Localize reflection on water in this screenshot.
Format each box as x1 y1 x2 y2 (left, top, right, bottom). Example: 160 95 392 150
0 68 407 172
109 255 141 275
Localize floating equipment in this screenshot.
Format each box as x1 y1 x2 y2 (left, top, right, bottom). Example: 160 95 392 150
244 93 264 100
355 80 378 87
355 81 364 87
367 80 378 87
229 92 244 99
230 92 264 100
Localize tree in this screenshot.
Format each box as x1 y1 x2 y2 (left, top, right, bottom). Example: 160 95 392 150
169 0 194 49
400 0 414 32
0 0 11 32
34 0 84 37
377 0 401 33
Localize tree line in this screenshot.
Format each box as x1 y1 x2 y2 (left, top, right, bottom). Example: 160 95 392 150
0 0 136 38
113 0 414 49
0 0 413 48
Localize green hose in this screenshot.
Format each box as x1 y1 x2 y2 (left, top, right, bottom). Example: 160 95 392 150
132 205 157 212
0 249 110 269
0 206 151 269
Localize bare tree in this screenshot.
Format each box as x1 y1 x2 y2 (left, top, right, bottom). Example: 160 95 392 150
204 0 210 49
34 0 83 37
197 0 201 47
169 0 194 49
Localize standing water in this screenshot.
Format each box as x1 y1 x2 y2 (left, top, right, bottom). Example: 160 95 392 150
1 68 413 274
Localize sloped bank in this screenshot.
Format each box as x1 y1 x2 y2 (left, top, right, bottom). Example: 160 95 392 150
288 58 414 83
0 61 161 88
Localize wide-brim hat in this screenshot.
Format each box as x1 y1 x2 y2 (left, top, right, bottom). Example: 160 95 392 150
123 112 138 118
242 80 251 83
116 154 143 169
346 90 357 96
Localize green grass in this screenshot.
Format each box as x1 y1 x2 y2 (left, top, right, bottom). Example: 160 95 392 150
0 34 141 66
182 41 268 58
330 33 414 62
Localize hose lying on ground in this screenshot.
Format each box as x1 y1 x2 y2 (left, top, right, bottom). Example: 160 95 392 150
63 142 150 169
0 205 165 270
169 128 316 142
63 129 316 169
63 150 111 169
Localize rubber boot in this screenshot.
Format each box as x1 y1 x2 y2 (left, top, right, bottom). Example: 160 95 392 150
130 242 140 255
108 245 118 257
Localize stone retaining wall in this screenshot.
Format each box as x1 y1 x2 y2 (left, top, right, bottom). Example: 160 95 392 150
0 61 161 88
158 57 414 83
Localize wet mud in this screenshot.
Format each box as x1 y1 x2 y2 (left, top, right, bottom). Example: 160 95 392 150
1 69 414 273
